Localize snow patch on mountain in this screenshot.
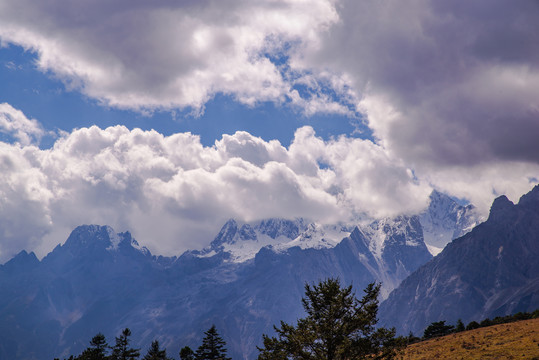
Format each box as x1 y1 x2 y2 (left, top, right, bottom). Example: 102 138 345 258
198 218 352 263
221 233 293 263
106 226 122 250
419 190 482 253
426 243 443 256
276 223 352 252
362 216 421 260
129 236 152 256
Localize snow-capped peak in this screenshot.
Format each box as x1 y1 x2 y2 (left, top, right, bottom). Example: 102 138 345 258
419 190 482 252
276 223 352 252
199 218 351 263
361 216 422 260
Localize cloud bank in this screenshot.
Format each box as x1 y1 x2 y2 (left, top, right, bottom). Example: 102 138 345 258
0 120 433 261
1 1 539 260
1 112 538 262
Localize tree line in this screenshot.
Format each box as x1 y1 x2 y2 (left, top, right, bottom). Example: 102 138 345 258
55 325 231 360
55 278 412 360
404 308 539 344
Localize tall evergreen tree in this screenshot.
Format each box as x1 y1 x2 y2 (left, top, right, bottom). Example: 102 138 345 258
179 346 195 360
77 333 109 360
455 319 465 332
143 340 171 360
258 279 403 360
111 328 140 360
195 325 231 360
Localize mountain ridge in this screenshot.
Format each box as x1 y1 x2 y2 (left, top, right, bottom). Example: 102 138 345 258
0 189 487 359
379 185 539 335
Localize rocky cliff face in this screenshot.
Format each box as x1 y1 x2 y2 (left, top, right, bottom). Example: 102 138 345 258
379 185 539 336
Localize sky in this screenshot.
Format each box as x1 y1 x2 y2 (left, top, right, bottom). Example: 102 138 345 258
0 0 538 261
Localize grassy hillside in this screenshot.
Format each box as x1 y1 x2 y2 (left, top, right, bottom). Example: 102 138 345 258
399 318 539 359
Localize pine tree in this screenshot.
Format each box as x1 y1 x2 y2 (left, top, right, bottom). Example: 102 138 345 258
423 321 454 339
195 325 231 360
111 328 140 360
77 333 109 360
179 346 195 360
257 278 403 360
465 321 480 331
143 340 171 360
455 319 465 332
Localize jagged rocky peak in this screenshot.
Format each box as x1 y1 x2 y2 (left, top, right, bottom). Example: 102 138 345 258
370 215 422 237
204 217 342 263
279 222 353 251
363 215 423 254
487 195 514 221
379 184 539 336
63 225 113 248
517 183 539 206
210 217 307 249
62 224 150 256
419 189 481 254
211 219 239 250
254 218 307 239
2 250 39 271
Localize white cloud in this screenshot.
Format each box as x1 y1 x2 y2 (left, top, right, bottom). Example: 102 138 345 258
0 0 347 114
0 115 537 263
0 123 433 262
0 103 45 145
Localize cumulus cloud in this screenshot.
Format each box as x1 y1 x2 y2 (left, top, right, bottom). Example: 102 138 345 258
0 103 45 145
0 123 433 262
0 115 537 263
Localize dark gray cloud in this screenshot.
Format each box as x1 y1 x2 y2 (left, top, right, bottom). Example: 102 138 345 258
299 0 539 167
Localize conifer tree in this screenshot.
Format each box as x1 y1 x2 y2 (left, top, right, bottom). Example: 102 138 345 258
179 346 195 360
111 328 140 360
143 340 171 360
77 333 109 360
258 278 403 360
195 325 231 360
455 319 465 332
423 321 454 339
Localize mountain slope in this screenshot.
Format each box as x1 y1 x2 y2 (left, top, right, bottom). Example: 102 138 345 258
401 318 539 360
379 185 539 335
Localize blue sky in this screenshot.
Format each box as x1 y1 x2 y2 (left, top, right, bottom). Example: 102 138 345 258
0 44 367 148
0 0 538 261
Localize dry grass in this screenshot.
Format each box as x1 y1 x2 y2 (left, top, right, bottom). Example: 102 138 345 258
398 318 539 360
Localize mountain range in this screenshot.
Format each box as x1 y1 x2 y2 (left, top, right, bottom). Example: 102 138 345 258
2 188 530 360
379 184 539 335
